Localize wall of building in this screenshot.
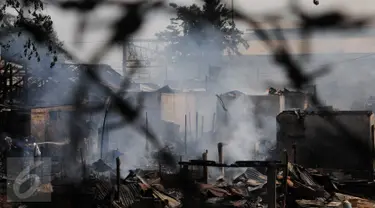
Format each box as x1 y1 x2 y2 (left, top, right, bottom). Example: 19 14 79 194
276 110 374 179
215 92 307 130
30 105 75 142
161 93 196 132
249 95 281 116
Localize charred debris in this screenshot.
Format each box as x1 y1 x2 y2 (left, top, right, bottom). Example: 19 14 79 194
0 62 375 207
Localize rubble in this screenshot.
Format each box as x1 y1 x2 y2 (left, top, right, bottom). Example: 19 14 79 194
1 144 375 208
1 104 374 208
174 159 375 208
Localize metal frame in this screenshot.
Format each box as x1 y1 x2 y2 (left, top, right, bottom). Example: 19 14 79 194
122 39 169 80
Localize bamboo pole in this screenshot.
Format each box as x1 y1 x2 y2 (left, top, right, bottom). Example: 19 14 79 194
218 142 224 177
202 150 208 184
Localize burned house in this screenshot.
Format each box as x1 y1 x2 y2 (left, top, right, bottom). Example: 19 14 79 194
26 63 123 159
276 110 375 180
0 60 31 138
124 84 179 140
215 88 309 131
161 89 207 133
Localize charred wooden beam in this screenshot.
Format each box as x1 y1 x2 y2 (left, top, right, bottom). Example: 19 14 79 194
283 150 289 208
218 142 224 177
267 163 277 208
115 157 121 201
202 150 208 184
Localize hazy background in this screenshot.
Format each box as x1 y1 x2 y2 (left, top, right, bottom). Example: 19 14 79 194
48 0 375 72
35 0 375 176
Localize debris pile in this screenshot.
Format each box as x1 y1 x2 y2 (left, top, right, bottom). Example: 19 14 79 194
175 161 375 208
75 167 182 208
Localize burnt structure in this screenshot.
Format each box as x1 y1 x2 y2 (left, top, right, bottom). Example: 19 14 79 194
0 61 31 137
215 89 308 134
365 96 375 112
0 61 123 165
276 110 375 180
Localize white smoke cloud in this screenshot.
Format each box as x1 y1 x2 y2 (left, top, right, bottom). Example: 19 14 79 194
7 0 374 178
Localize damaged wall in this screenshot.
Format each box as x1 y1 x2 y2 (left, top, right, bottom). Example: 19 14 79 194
30 105 74 142
215 91 307 130
276 110 374 179
161 92 196 131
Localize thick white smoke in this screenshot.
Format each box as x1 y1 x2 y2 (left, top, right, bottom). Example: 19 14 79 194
7 3 375 178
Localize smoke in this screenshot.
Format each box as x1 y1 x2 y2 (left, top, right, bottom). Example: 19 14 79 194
240 29 375 110
312 54 375 110
7 2 375 180
144 18 279 179
107 126 149 174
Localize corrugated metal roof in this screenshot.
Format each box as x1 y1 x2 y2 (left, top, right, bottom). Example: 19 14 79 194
85 179 143 208
233 168 267 188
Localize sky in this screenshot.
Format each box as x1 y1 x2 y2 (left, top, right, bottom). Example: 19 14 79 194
47 0 375 73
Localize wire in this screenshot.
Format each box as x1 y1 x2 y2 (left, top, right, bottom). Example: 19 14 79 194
312 53 375 70
330 53 375 65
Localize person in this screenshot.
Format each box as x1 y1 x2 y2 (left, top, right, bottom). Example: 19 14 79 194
23 136 41 158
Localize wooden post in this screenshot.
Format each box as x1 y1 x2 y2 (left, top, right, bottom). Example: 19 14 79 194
201 116 204 138
267 164 277 208
370 125 374 182
202 150 208 184
195 112 198 140
145 112 149 152
179 155 182 170
184 114 187 155
159 162 162 178
100 98 111 159
99 126 109 159
217 142 224 177
283 150 289 208
115 157 121 201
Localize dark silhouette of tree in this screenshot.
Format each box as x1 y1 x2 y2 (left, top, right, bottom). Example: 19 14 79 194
0 0 61 67
156 0 249 63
